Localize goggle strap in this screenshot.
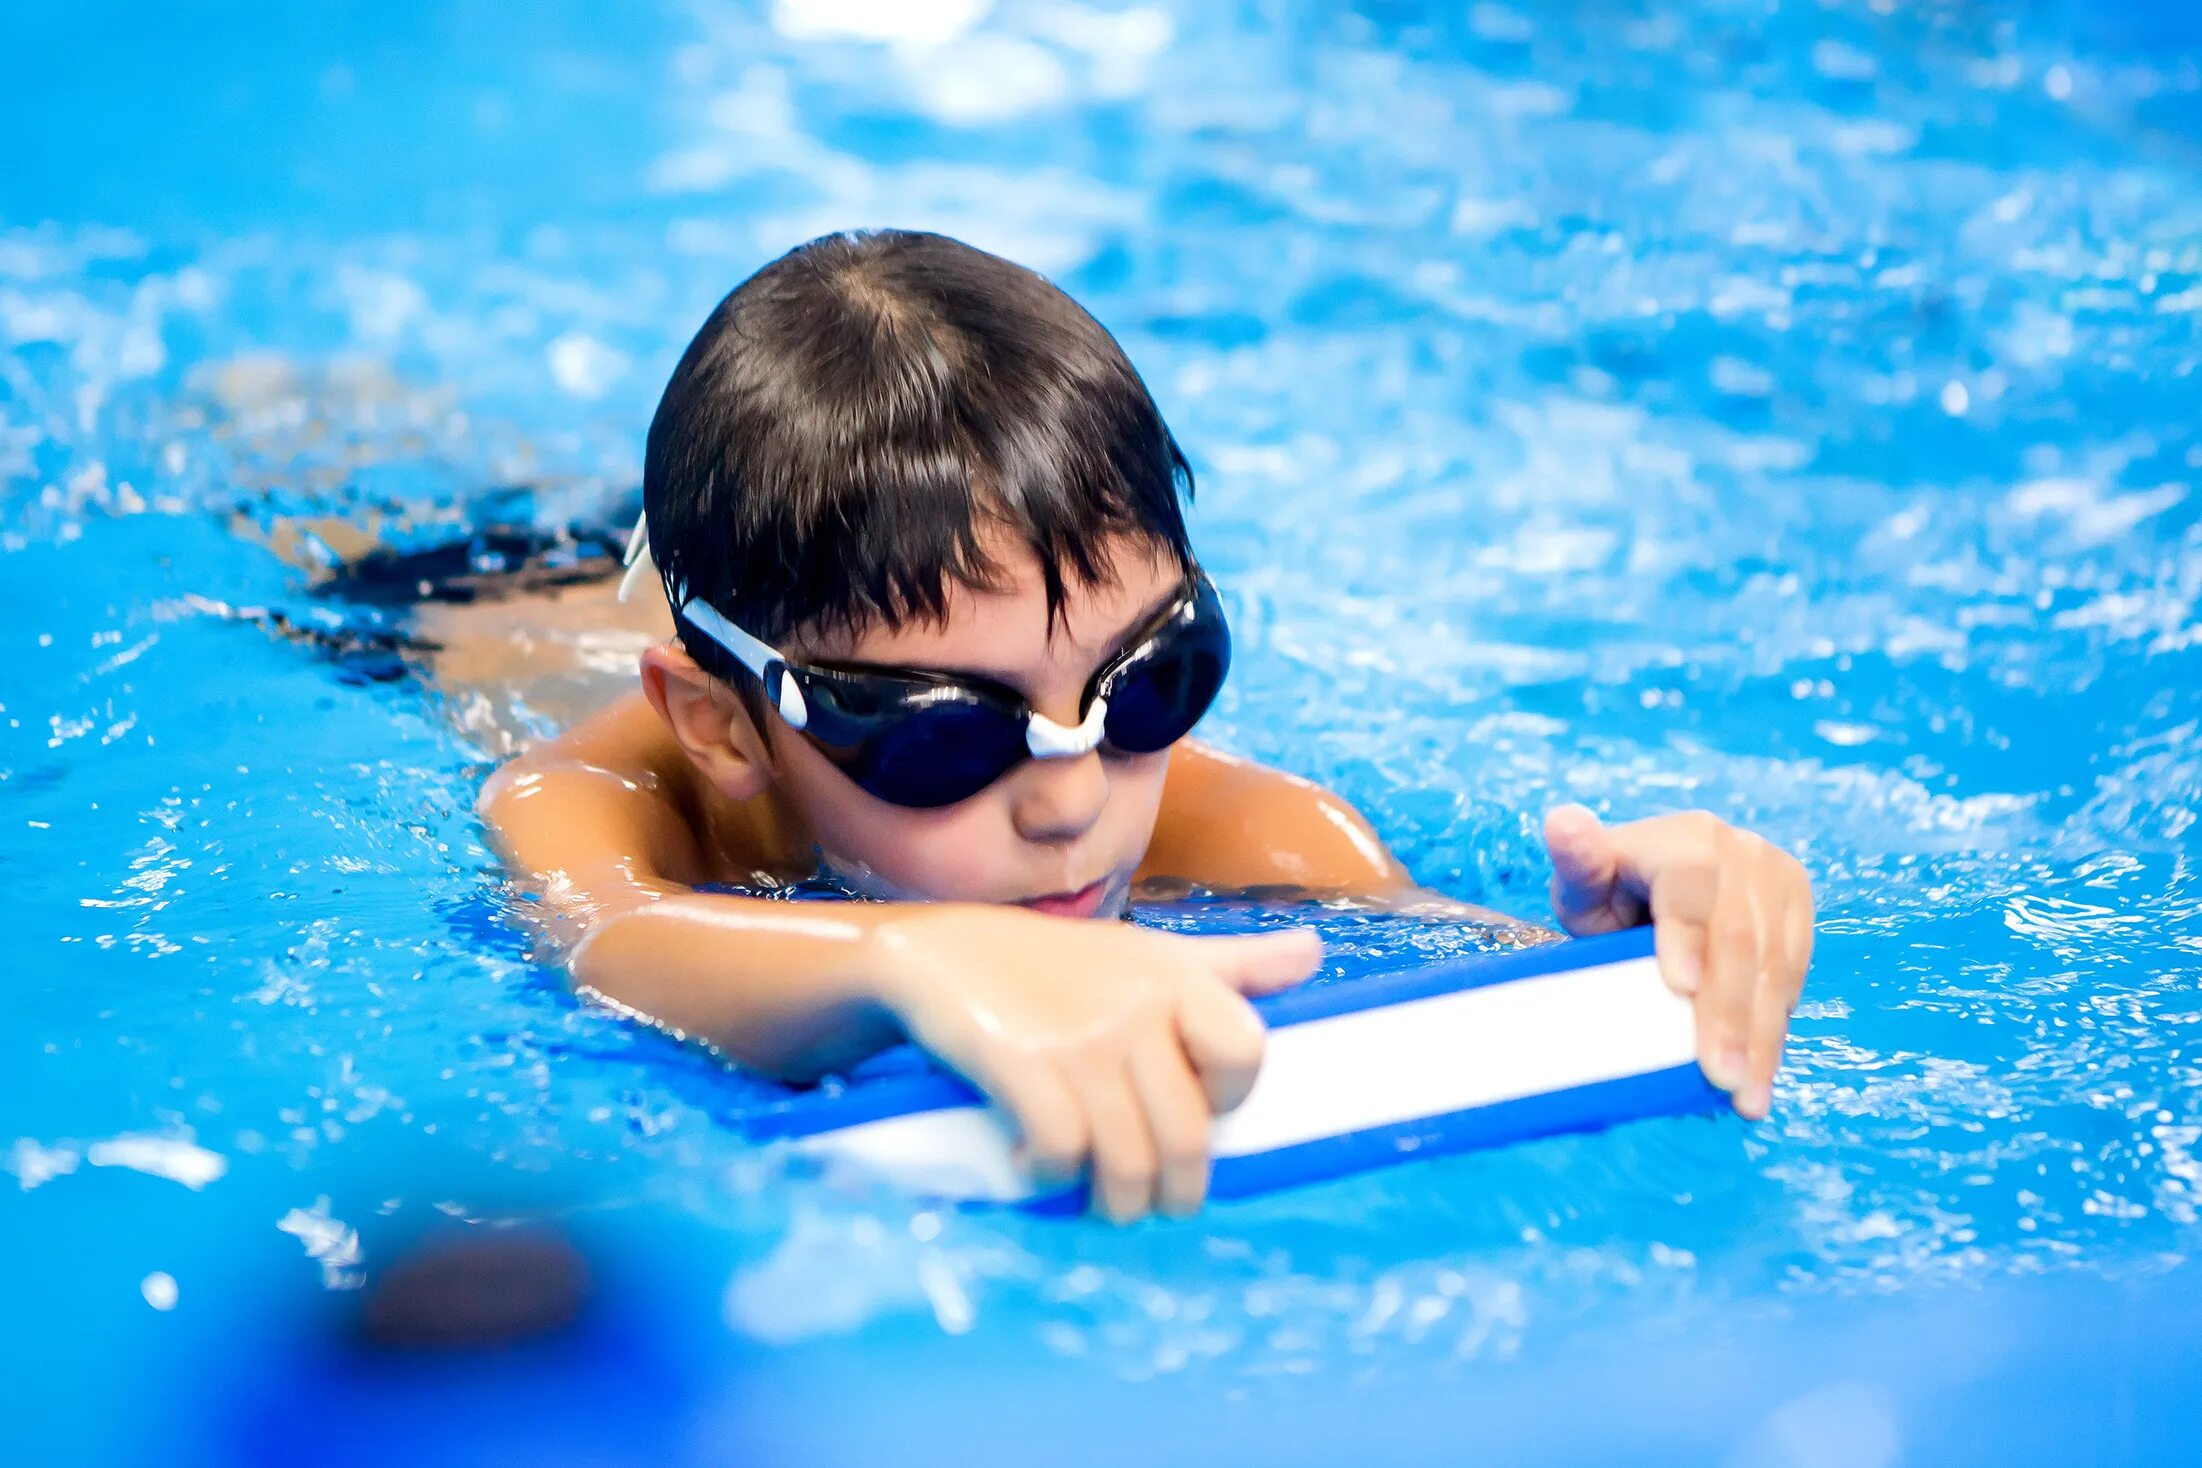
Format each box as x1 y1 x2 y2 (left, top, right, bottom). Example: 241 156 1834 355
675 592 810 731
616 512 657 604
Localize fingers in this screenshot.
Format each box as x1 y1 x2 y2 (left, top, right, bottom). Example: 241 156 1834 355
1597 810 1756 1100
1069 1058 1158 1224
1693 831 1761 1104
1739 848 1816 1120
1129 1036 1214 1216
1552 807 1815 1123
1175 977 1267 1112
1740 987 1785 1122
987 1061 1088 1187
1642 824 1720 999
1773 857 1817 1002
1204 927 1323 997
1652 914 1712 1003
998 1046 1211 1221
1544 804 1630 933
1671 827 1816 1121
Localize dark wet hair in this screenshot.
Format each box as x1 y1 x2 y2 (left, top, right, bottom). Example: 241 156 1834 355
643 229 1197 696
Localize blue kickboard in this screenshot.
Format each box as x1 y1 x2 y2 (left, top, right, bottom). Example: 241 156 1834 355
742 926 1724 1206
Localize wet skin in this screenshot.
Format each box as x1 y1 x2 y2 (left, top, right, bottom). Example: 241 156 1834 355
467 529 1813 1220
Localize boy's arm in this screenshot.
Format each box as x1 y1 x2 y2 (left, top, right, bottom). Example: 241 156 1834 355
478 693 1325 1221
1149 740 1814 1122
477 694 906 1077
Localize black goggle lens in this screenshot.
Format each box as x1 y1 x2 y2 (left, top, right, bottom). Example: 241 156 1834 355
850 697 1030 809
790 577 1230 809
1098 607 1230 755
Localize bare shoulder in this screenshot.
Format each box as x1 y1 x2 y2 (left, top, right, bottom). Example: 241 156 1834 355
478 690 713 894
1140 739 1411 895
483 689 683 803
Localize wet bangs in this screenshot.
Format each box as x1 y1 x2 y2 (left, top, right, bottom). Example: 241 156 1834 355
643 229 1197 680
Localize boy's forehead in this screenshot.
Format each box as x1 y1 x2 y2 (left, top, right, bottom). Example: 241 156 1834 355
799 533 1180 669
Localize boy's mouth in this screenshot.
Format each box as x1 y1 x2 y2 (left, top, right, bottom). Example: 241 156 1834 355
1017 877 1111 919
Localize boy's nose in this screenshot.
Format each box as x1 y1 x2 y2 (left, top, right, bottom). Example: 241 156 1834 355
1007 747 1109 844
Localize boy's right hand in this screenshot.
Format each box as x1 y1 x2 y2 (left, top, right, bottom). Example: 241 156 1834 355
863 905 1323 1223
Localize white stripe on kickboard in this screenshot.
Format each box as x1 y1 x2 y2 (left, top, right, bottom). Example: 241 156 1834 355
796 953 1697 1204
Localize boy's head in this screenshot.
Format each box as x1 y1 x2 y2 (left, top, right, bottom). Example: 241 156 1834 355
638 230 1207 917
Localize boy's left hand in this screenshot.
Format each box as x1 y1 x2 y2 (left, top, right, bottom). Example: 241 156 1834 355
1542 804 1813 1121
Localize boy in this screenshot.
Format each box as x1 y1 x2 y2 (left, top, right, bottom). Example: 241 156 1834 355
481 230 1813 1223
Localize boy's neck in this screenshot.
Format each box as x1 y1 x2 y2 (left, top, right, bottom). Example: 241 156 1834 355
691 773 817 886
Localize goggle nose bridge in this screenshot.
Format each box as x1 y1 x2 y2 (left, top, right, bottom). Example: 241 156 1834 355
1025 697 1109 760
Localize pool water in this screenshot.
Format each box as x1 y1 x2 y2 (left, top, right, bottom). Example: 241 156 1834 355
5 1 2202 1463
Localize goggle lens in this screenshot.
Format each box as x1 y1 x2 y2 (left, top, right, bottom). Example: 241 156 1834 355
1099 619 1229 755
781 576 1230 809
848 698 1030 809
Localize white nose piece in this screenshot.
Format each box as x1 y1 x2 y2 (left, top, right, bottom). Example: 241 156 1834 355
1026 697 1108 760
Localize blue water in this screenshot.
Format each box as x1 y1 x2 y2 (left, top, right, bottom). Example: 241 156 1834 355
6 1 2202 1462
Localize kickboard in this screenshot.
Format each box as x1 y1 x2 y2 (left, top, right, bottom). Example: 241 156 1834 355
741 925 1723 1207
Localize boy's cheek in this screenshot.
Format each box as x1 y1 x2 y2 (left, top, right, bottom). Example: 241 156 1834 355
876 811 1003 897
784 746 1171 904
797 781 1010 900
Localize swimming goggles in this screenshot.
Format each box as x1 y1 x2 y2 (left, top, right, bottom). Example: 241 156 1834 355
621 517 1230 809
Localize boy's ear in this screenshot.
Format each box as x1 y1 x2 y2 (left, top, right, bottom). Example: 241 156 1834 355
639 645 776 803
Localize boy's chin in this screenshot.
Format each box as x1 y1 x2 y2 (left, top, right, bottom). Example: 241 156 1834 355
811 856 931 905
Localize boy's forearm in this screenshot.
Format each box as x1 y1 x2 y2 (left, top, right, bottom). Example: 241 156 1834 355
566 892 911 1080
1358 883 1553 938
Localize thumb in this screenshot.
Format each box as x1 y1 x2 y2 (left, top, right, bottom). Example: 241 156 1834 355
1545 803 1628 933
1204 926 1324 996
